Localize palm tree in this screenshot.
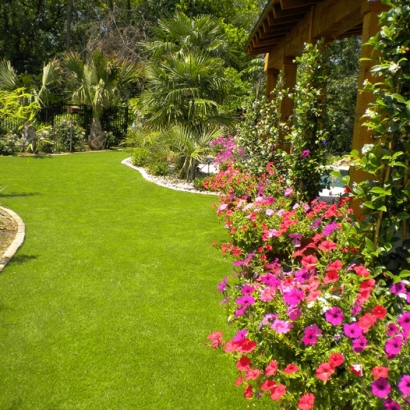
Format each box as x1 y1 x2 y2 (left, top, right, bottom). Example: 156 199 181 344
0 59 60 105
159 125 222 181
137 50 231 130
62 51 139 149
143 12 229 60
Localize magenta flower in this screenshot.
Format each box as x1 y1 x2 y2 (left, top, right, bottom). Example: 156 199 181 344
233 329 248 342
324 220 337 236
241 285 255 295
384 398 402 410
371 378 391 398
236 295 255 306
398 312 410 331
325 307 344 326
260 273 279 287
391 282 407 295
301 149 310 158
295 268 310 283
387 323 399 336
234 305 247 317
283 288 304 306
217 276 229 292
302 324 322 345
398 374 410 397
311 218 322 229
288 307 302 321
343 323 363 339
352 335 368 353
271 319 293 334
385 336 404 356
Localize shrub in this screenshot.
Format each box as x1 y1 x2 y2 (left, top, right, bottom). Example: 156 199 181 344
49 120 86 152
147 160 170 176
131 147 151 166
0 131 24 155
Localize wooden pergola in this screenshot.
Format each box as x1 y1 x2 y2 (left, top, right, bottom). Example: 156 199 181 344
246 0 389 212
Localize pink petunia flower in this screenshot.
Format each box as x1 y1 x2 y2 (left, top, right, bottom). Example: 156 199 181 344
371 378 391 398
398 312 410 332
385 336 404 356
343 323 363 339
271 319 293 334
325 307 344 326
398 374 410 396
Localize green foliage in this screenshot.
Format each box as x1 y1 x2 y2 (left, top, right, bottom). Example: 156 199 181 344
48 120 87 153
131 146 151 166
147 159 170 176
325 37 361 153
286 40 330 202
346 0 410 284
0 88 39 125
234 74 287 176
0 130 23 155
137 12 234 131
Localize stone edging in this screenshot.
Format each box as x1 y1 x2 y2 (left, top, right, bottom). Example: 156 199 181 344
121 158 218 195
0 206 25 272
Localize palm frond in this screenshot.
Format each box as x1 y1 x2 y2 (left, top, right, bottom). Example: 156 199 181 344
0 60 17 91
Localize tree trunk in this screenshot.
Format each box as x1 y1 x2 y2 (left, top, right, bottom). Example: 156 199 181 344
88 119 106 150
66 0 73 52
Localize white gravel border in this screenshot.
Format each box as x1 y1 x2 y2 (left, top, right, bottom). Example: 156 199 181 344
121 157 218 195
0 206 25 272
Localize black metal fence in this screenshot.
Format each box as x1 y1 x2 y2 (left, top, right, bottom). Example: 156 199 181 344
0 103 130 146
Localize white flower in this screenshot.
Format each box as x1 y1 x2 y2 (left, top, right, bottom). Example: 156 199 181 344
361 144 374 155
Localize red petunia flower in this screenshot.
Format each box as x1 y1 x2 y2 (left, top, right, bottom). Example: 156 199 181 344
298 393 315 410
329 353 344 368
284 364 299 374
265 360 278 376
316 362 335 381
372 366 389 379
270 384 286 401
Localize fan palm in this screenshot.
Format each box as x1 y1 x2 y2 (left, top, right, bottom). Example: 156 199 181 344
158 125 222 182
62 51 139 149
137 50 231 130
143 12 229 60
0 59 60 106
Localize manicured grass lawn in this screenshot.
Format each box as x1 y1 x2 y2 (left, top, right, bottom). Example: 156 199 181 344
0 151 260 409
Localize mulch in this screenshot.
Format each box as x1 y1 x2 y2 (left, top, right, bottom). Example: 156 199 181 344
0 208 18 256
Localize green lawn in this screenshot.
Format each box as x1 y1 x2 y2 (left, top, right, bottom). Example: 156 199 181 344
0 151 258 409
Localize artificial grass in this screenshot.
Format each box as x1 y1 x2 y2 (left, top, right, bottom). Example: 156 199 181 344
0 152 265 410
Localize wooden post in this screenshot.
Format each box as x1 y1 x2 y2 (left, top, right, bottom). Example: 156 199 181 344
266 68 279 99
350 0 389 219
281 57 297 123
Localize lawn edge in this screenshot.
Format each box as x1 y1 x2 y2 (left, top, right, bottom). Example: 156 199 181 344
0 206 25 272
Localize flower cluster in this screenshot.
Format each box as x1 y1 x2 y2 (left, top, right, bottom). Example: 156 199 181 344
208 162 410 409
210 135 243 169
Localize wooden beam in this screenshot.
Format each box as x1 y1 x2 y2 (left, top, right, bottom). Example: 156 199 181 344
280 0 320 10
265 0 369 63
273 4 311 18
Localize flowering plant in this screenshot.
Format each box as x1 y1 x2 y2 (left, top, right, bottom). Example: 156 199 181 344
208 162 410 409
